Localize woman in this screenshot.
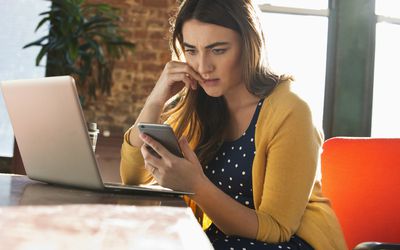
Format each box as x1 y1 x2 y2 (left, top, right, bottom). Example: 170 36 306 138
120 0 347 249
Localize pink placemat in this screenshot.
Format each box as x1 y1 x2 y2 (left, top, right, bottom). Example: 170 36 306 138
0 205 212 250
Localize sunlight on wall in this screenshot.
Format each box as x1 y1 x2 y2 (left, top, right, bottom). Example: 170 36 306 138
371 23 400 137
260 13 328 130
375 0 400 18
371 1 400 137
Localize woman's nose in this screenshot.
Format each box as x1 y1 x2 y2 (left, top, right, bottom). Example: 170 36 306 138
196 54 214 76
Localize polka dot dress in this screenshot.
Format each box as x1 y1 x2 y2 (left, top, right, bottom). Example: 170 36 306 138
203 99 314 250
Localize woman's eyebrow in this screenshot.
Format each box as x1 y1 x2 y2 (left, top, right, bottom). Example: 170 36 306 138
183 41 230 49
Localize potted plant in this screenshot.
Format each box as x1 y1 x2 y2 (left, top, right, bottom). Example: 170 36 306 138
24 0 135 102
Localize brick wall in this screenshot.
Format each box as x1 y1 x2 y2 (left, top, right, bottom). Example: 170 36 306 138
83 0 178 136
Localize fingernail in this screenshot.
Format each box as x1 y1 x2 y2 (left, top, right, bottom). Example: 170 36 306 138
140 133 147 140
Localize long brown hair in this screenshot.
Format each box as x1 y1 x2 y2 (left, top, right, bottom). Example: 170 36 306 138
163 0 287 166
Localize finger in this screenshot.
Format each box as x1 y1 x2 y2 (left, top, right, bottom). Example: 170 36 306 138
185 73 198 90
169 62 203 85
140 143 163 169
179 136 198 163
169 73 195 90
139 133 170 159
144 164 161 182
145 144 162 159
143 163 154 174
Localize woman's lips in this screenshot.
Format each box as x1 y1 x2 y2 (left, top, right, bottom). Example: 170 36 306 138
203 78 219 86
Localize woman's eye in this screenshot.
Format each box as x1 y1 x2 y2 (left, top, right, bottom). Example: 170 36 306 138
185 49 197 55
212 48 226 55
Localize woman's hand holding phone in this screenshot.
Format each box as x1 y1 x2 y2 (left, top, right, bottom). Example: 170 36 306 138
138 128 207 193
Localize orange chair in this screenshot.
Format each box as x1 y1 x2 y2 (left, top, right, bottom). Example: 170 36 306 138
321 137 400 250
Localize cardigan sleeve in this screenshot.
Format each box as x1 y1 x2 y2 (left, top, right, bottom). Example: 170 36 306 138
254 93 323 243
120 128 155 185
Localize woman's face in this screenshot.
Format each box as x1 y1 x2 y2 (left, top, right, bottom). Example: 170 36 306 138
182 19 243 98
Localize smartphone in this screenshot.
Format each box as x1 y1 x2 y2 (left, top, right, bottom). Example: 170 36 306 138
137 122 183 158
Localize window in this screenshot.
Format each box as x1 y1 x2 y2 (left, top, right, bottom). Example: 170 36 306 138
257 1 329 128
371 0 400 137
0 1 49 157
255 0 328 10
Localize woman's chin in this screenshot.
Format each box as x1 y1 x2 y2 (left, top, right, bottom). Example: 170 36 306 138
203 88 223 98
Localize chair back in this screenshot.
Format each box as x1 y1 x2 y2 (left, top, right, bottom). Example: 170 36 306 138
321 137 400 249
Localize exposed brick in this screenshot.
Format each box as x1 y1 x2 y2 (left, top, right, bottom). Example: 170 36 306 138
83 0 177 133
142 63 164 73
149 30 167 40
133 30 148 39
143 0 168 8
135 51 157 61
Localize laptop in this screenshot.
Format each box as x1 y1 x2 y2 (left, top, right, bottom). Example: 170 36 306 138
0 75 191 196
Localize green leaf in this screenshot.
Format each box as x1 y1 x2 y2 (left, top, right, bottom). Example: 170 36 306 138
23 36 49 48
25 0 135 98
35 17 50 32
35 46 49 66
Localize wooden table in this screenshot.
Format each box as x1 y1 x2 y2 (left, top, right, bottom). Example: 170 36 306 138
0 174 213 250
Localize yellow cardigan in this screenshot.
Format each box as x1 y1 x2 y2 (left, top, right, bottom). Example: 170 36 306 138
120 81 347 250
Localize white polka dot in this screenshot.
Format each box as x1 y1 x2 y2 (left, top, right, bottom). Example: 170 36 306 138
218 181 222 186
225 239 229 242
242 171 246 175
215 230 218 234
231 146 235 150
250 138 254 142
222 152 225 156
243 132 246 136
227 159 231 163
228 185 231 189
237 238 241 241
245 201 250 205
235 164 238 168
221 168 224 172
287 247 291 250
215 156 219 160
278 246 282 249
235 195 239 199
250 242 255 245
242 248 247 250
239 192 243 195
229 177 233 181
240 183 243 187
254 151 256 154
212 170 215 174
243 153 246 157
239 146 242 150
258 102 262 106
230 247 234 250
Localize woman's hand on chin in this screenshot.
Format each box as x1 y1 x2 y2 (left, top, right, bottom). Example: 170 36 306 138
147 61 203 107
